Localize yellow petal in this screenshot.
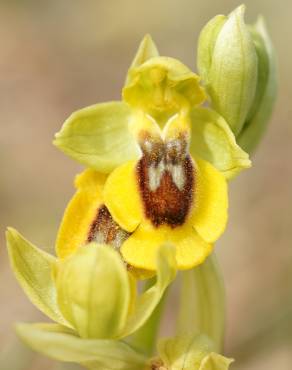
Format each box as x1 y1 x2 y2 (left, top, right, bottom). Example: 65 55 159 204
56 169 107 259
171 224 213 269
103 160 143 233
190 158 228 243
121 222 212 270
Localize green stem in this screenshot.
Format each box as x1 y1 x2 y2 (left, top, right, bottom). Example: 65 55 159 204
128 279 168 356
176 254 226 352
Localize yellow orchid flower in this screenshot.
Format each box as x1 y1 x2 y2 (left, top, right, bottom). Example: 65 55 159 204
54 36 245 271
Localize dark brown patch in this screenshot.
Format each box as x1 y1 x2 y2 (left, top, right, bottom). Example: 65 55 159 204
137 155 194 228
150 358 166 370
87 205 129 248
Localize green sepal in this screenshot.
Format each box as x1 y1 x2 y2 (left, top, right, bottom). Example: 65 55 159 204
197 5 258 136
176 255 225 352
55 244 132 339
190 107 251 179
6 228 68 326
16 323 146 370
158 334 233 370
126 34 160 85
121 244 176 337
238 16 277 153
54 101 139 173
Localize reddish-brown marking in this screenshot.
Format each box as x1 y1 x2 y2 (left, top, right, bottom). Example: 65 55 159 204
137 155 194 228
150 358 166 370
87 205 129 246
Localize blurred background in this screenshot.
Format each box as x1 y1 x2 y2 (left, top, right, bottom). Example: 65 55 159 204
0 0 291 369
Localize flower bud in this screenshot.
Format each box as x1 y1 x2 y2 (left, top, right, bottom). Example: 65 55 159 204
197 5 258 137
54 244 132 339
155 334 233 370
237 16 277 153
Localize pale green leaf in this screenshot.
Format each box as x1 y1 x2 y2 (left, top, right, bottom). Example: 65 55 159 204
54 102 139 173
176 255 225 352
190 107 251 179
55 244 131 339
16 323 146 370
6 228 67 326
121 244 176 338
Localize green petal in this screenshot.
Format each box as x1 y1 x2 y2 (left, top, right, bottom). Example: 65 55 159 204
121 244 176 337
16 323 146 370
54 102 139 173
126 34 159 85
190 107 251 179
6 228 67 326
55 244 131 339
238 17 277 153
176 255 225 352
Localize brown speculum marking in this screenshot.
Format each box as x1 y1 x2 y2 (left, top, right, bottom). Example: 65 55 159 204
87 205 130 249
137 132 194 228
150 358 167 370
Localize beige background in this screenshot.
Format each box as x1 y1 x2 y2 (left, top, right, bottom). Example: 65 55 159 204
0 0 291 369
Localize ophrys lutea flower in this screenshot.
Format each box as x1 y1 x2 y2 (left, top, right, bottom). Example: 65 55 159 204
54 35 251 272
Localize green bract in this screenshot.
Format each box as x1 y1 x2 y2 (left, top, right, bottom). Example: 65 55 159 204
16 323 147 370
197 5 276 150
54 34 251 179
6 228 176 368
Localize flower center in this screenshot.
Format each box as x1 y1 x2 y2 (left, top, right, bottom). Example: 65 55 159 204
137 132 194 228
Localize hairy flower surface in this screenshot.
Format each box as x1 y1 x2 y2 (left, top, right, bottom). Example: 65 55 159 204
54 35 251 271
